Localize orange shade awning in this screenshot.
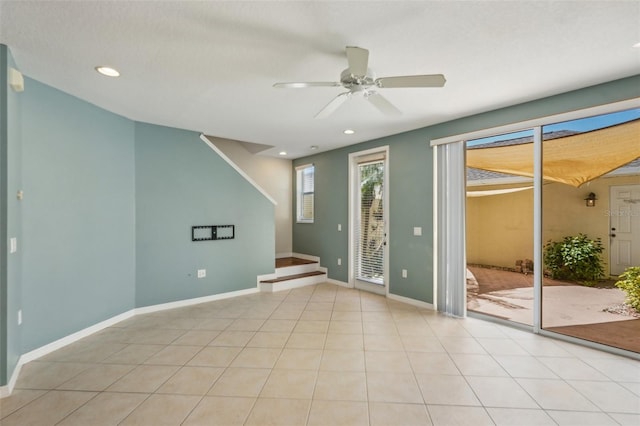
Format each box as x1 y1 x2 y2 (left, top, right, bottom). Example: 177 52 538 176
466 119 640 187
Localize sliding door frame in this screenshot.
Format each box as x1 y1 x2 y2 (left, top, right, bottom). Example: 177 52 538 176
431 98 640 359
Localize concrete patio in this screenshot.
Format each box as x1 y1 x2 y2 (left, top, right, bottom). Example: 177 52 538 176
467 266 640 353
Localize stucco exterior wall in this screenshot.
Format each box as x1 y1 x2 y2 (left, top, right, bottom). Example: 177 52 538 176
466 174 639 276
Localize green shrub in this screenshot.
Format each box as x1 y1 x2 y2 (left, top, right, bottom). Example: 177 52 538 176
615 266 640 311
543 234 604 283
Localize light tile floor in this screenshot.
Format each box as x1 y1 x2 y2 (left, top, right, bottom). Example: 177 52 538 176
2 283 640 425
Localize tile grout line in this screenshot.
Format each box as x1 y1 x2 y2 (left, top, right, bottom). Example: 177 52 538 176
5 284 638 425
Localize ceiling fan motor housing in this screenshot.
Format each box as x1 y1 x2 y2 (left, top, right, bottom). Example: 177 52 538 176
340 68 375 89
273 46 445 117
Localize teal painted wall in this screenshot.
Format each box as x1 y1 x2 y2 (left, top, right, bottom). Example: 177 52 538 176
134 124 275 307
293 149 350 278
4 46 23 385
20 77 136 352
0 65 276 384
293 75 640 304
1 44 637 388
292 130 435 303
0 45 9 386
1 44 24 386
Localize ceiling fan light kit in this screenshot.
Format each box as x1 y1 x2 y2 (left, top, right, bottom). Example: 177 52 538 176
274 46 446 118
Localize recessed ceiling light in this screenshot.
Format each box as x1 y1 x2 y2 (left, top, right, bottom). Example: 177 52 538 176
95 66 120 77
310 145 318 150
279 151 287 156
634 42 640 48
343 129 355 135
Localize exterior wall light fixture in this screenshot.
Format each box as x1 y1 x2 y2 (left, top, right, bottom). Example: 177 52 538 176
585 192 597 207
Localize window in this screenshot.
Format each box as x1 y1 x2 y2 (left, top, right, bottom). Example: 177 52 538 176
296 164 314 223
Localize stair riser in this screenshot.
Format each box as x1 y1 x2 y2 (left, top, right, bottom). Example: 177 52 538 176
260 274 326 292
275 263 319 278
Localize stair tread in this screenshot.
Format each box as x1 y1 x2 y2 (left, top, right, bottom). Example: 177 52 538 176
275 257 318 268
260 270 326 283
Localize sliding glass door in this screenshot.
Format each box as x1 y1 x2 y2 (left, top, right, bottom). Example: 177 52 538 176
541 109 640 353
434 100 640 356
465 130 535 326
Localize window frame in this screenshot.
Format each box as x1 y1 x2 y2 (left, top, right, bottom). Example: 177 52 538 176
296 163 315 223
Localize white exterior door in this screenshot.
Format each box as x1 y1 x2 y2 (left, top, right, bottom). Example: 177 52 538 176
609 184 640 275
349 147 389 295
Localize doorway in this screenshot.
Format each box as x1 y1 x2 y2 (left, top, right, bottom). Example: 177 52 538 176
465 129 535 326
432 100 640 357
349 147 389 295
609 184 640 276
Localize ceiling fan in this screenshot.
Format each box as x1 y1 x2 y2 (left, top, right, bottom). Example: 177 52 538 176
274 46 446 119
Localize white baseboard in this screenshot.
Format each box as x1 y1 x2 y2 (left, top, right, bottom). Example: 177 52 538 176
291 252 320 262
275 252 293 259
387 293 435 310
1 308 136 398
0 286 260 399
20 310 136 365
328 279 434 310
327 278 352 288
134 287 259 315
0 362 21 398
0 283 433 399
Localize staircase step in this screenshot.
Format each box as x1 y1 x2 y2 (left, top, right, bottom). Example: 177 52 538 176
259 270 327 292
258 255 326 293
275 257 318 268
274 257 319 277
260 270 325 284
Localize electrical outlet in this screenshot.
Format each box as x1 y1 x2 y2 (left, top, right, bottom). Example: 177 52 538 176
197 269 206 278
413 227 422 236
338 224 342 231
402 269 408 278
337 258 342 266
18 310 22 325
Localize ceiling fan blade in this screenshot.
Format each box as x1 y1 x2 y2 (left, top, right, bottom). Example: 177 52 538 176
273 82 342 88
315 92 351 119
346 46 369 77
376 74 446 88
366 92 402 116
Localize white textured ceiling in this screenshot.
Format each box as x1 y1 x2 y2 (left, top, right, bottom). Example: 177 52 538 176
1 1 639 158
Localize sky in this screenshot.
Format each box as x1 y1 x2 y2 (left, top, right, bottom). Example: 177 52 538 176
467 107 640 147
545 108 640 133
